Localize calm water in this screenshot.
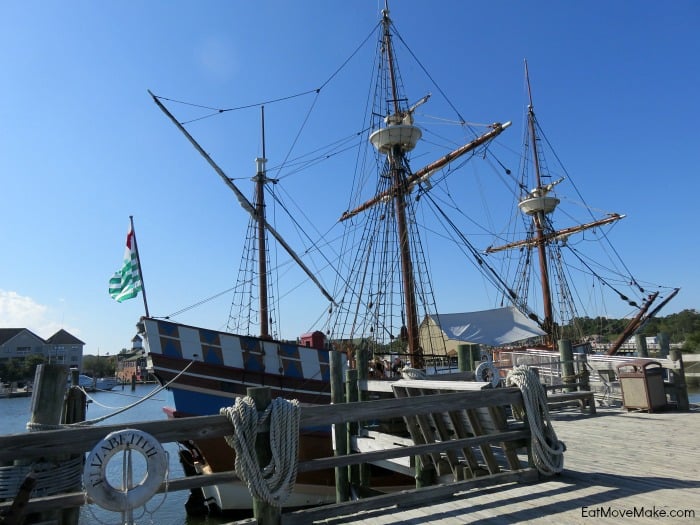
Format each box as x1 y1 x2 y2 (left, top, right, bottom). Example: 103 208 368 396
1 384 228 525
2 384 699 524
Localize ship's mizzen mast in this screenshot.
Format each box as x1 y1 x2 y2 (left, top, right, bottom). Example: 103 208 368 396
524 61 556 341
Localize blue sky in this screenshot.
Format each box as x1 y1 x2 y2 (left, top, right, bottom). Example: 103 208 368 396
1 0 698 355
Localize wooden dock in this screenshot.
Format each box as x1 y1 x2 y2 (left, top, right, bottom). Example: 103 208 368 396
1 363 696 525
286 404 699 525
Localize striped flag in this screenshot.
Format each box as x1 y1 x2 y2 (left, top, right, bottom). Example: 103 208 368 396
109 225 142 302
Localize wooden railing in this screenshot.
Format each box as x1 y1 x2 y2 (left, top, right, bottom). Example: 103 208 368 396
0 385 536 525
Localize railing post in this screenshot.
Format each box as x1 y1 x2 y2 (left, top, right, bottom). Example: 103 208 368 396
576 353 590 391
345 368 361 490
457 344 469 371
330 350 349 502
657 332 670 359
356 345 368 392
668 350 690 411
558 339 575 393
634 334 649 357
247 386 279 525
60 369 87 525
23 364 70 525
354 346 371 488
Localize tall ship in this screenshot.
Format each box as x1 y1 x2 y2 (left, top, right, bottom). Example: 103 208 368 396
140 2 511 514
138 2 676 516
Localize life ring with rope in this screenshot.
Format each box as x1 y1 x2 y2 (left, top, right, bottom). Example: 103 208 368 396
83 429 168 512
475 361 501 388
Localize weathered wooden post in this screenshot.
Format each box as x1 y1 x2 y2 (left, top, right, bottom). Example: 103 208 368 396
28 364 68 431
414 456 437 489
558 339 575 392
354 346 371 488
469 344 481 370
576 352 590 391
457 343 481 372
23 364 70 525
657 332 670 359
668 350 690 411
63 368 86 423
356 345 368 396
634 334 649 357
457 344 469 372
330 350 349 502
345 368 360 489
60 368 87 525
247 386 279 525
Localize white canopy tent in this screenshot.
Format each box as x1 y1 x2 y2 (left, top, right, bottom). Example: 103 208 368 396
425 306 546 347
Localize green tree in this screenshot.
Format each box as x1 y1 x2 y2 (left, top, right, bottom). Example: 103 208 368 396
0 359 23 382
682 332 700 353
23 355 47 381
82 355 116 377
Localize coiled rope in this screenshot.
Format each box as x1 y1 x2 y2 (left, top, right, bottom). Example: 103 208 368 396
0 457 83 500
220 396 300 507
399 367 426 379
505 365 566 476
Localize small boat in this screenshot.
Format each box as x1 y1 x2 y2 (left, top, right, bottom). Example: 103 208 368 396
69 372 119 392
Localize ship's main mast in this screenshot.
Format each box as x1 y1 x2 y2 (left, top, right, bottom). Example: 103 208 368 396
378 7 422 368
341 7 511 368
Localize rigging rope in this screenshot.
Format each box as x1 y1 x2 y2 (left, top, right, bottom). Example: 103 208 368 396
220 396 300 507
62 360 196 427
505 366 565 476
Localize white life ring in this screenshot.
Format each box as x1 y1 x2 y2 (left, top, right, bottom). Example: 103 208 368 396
83 429 168 512
475 361 501 388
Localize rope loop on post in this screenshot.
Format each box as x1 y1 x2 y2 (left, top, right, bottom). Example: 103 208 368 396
506 365 566 476
220 396 300 507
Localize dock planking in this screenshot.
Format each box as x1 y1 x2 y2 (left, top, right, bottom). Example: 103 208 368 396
285 405 699 524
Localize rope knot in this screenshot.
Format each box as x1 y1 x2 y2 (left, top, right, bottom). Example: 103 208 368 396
506 365 566 476
220 396 300 507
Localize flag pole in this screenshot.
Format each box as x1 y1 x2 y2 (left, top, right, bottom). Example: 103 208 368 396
129 215 150 317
